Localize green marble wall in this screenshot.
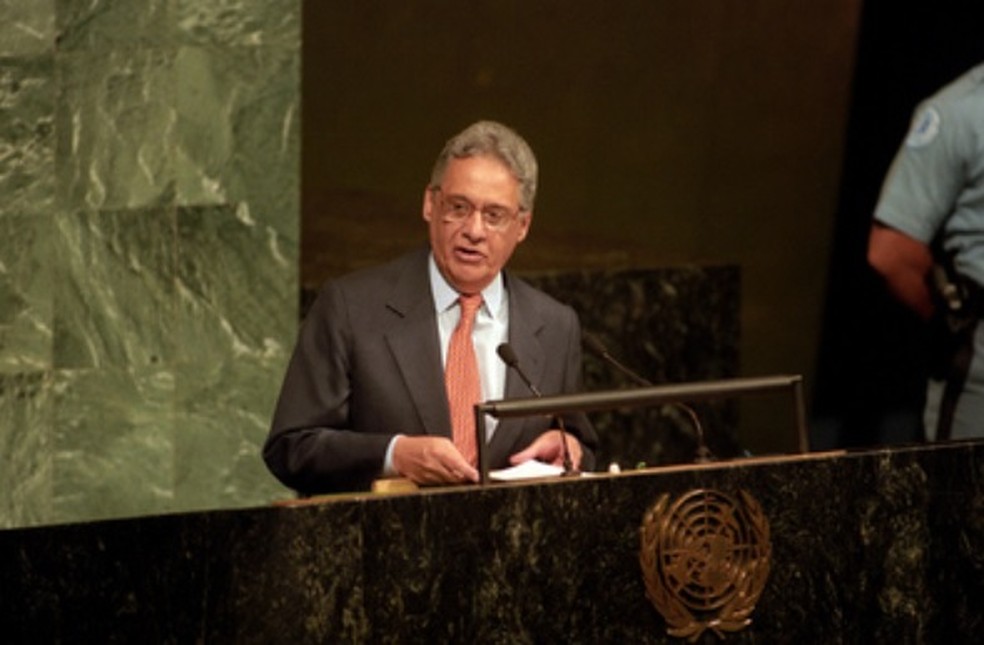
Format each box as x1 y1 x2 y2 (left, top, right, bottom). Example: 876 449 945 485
0 0 299 528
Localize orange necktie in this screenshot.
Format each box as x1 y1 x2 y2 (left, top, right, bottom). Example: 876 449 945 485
445 294 483 465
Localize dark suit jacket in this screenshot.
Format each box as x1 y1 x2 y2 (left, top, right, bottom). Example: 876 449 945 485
263 247 598 494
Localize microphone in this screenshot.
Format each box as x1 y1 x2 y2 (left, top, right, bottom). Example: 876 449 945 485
582 332 715 463
496 343 576 475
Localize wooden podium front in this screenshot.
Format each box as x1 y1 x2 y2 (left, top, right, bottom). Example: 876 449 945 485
2 441 983 643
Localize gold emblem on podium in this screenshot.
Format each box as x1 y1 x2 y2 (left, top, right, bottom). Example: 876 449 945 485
639 489 771 641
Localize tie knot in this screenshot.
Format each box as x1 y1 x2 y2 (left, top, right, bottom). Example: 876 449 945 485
458 294 483 320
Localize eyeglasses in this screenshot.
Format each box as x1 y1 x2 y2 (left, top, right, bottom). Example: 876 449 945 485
431 187 525 231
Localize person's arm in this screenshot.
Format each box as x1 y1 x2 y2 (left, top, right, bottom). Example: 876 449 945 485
264 279 478 493
509 430 584 470
263 281 394 494
391 435 478 485
867 222 935 321
868 96 975 322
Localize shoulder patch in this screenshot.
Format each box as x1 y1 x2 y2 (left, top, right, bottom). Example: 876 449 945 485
905 106 941 148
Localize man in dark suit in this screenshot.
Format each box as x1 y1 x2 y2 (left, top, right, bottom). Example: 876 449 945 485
263 121 597 494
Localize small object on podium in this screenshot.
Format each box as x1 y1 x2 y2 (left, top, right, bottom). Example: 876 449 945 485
371 478 419 494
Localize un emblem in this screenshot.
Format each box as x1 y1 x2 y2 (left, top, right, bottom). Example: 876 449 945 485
639 489 771 641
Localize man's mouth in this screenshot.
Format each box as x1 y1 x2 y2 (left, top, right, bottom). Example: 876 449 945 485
454 246 484 262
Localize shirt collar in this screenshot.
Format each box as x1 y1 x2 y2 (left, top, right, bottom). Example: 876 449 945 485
428 253 505 318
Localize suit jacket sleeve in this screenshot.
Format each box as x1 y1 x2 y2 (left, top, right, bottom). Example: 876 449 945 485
263 280 385 493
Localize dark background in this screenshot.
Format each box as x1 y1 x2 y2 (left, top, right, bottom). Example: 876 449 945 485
813 1 984 448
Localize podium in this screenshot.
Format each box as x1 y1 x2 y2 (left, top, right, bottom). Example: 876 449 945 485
2 440 983 642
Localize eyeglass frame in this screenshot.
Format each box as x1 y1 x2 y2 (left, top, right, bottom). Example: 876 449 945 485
429 187 528 231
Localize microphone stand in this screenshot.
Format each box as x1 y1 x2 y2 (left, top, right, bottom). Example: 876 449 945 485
583 333 715 463
496 343 577 476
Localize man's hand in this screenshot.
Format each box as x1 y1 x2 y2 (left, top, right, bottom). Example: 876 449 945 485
509 430 583 469
391 436 479 485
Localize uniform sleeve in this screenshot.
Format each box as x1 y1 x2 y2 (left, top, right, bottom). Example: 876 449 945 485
873 100 969 243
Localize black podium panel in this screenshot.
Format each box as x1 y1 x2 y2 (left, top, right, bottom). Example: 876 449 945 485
2 441 983 643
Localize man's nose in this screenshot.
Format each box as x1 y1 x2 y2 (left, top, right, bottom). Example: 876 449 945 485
461 210 487 238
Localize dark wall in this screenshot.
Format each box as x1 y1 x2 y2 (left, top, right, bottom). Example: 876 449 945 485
813 2 984 448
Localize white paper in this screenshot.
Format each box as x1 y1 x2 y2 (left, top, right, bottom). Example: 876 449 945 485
489 459 565 481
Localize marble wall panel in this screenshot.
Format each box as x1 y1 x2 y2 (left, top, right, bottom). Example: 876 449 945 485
54 15 299 223
50 367 176 524
55 48 179 211
54 0 173 51
0 0 310 529
0 56 55 217
176 0 301 49
173 354 288 511
173 203 294 509
0 0 56 57
174 203 293 364
523 266 742 467
171 44 300 234
0 214 53 372
51 208 175 369
0 371 52 528
527 266 740 383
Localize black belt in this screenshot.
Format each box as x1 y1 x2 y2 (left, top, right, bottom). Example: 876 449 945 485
933 272 983 440
936 321 977 440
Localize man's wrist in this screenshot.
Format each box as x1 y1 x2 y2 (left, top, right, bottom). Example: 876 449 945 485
383 434 403 476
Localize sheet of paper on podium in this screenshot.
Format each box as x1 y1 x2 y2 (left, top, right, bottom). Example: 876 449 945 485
489 459 565 482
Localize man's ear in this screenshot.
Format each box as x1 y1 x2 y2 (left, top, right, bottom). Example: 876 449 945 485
422 187 435 223
516 211 533 242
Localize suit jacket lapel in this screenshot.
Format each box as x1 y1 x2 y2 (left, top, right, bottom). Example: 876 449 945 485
489 273 546 459
383 250 452 440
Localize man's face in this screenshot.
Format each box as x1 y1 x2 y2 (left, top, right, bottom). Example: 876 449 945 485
423 155 532 294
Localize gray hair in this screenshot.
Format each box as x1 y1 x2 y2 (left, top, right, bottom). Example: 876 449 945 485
429 120 538 211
